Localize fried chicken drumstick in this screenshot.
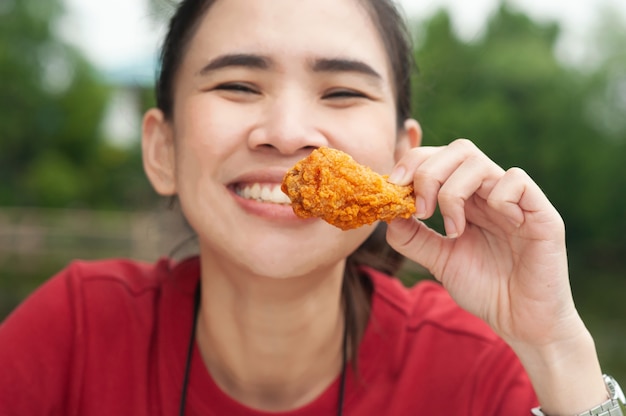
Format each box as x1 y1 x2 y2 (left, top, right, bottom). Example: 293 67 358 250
281 147 416 230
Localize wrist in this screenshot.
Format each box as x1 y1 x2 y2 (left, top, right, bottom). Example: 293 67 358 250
531 374 625 416
510 329 608 415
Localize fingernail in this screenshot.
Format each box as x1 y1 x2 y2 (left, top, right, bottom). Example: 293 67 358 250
415 196 427 219
388 166 406 184
443 216 458 238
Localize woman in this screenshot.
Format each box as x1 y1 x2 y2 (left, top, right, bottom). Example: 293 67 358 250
1 0 622 414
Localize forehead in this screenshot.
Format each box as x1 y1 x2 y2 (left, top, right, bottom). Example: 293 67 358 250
183 0 391 80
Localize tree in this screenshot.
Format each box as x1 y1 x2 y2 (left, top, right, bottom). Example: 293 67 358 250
0 0 112 207
410 4 626 263
407 4 626 380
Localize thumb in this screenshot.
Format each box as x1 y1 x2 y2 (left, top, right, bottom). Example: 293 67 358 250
386 218 447 275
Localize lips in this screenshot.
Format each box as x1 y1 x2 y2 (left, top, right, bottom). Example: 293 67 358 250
234 183 292 205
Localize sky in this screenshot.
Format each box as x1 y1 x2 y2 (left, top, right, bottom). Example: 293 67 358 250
59 0 626 78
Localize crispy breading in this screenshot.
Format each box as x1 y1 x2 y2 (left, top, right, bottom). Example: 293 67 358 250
281 147 416 230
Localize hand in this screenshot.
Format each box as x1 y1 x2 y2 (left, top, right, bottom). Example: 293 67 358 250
386 138 608 416
386 139 582 348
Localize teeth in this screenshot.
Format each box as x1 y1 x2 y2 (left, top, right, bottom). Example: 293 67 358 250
251 183 261 199
236 184 291 204
261 186 272 201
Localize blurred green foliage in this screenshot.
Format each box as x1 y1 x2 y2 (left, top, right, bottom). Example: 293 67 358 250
408 4 626 383
0 0 154 209
1 0 625 384
412 6 626 259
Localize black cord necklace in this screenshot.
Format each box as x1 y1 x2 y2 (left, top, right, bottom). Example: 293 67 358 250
179 282 348 416
179 281 202 416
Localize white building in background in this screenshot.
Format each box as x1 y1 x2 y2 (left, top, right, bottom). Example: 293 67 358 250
100 54 156 148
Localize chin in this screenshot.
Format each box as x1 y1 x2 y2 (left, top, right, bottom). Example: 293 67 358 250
205 225 372 280
236 244 347 280
191 199 377 276
239 254 348 281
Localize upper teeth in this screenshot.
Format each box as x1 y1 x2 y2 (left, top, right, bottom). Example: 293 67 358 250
237 183 292 204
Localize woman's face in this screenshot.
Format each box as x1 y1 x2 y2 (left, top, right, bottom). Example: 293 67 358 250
145 0 417 278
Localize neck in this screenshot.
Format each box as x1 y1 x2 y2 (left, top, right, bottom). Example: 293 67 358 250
195 258 347 412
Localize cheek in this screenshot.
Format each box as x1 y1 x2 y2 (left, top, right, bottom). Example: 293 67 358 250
173 96 254 156
329 108 398 174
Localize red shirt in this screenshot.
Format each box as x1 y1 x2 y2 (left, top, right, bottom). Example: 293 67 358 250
0 257 538 415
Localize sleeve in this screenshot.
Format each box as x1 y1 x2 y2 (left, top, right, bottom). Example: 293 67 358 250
0 265 78 416
470 339 540 416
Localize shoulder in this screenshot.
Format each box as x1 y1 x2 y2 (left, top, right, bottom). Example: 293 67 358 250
0 257 200 413
366 267 499 344
356 268 537 413
1 257 176 335
63 257 171 294
1 256 186 343
60 257 193 333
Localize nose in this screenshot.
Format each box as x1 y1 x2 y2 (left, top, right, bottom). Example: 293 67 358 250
247 90 328 155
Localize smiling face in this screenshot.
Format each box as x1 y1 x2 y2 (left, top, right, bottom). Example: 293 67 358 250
143 0 420 279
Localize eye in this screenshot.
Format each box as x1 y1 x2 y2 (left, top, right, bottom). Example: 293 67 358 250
213 82 260 94
323 89 368 100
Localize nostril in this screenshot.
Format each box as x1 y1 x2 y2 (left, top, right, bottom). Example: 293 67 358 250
247 122 328 155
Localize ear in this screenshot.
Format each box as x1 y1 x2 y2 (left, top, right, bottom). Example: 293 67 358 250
142 108 177 196
395 118 422 161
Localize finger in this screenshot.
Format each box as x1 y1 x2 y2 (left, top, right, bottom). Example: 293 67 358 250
437 155 505 237
487 167 563 236
387 146 443 186
407 139 494 221
386 217 450 278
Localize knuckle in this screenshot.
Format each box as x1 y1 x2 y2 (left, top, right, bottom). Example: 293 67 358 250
450 138 477 153
485 192 505 208
437 189 461 206
506 166 528 178
412 169 439 186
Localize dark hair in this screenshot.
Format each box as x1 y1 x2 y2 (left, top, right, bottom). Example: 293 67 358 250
156 0 415 366
357 0 414 126
156 0 216 119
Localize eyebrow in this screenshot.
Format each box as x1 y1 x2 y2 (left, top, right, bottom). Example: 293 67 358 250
311 58 382 81
196 53 383 84
197 54 272 77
